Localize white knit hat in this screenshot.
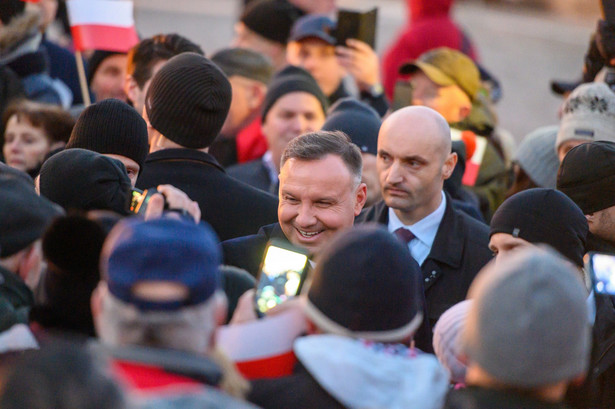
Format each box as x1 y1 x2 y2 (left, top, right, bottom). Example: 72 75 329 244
556 82 615 151
432 300 472 383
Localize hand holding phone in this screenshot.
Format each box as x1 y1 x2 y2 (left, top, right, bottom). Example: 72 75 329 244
255 239 309 314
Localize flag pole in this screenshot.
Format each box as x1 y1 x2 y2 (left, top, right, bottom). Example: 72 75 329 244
74 50 91 107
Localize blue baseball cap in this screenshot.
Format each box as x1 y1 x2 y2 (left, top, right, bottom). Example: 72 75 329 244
289 14 336 45
101 217 221 311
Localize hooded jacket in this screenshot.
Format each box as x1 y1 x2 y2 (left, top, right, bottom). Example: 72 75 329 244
0 11 71 107
250 334 449 409
382 0 478 99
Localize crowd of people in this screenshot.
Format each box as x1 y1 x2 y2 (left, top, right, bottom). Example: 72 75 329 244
1 0 615 408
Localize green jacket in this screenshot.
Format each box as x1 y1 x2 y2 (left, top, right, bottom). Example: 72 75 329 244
0 265 33 332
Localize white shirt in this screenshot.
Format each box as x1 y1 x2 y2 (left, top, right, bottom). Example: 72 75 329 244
387 191 447 266
262 151 278 186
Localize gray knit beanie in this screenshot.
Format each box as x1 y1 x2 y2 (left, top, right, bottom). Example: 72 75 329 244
556 82 615 151
462 247 590 387
514 125 559 188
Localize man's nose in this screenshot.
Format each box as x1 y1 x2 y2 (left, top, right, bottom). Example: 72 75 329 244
385 160 403 184
295 203 317 227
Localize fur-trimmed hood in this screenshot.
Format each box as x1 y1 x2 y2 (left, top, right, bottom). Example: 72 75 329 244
0 11 42 64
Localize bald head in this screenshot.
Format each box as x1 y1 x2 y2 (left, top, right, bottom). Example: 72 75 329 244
382 106 451 160
377 106 457 225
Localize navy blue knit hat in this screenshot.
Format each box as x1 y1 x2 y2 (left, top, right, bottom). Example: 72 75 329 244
321 97 380 155
490 188 588 267
101 217 221 311
305 224 424 342
261 65 327 121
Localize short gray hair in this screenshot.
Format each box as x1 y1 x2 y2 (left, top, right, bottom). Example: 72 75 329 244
98 290 220 355
280 130 362 185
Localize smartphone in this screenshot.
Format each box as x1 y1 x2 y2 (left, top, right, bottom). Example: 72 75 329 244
587 252 615 295
255 239 309 314
127 188 159 216
335 7 377 49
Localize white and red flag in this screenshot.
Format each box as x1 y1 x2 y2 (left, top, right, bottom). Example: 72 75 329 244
67 0 139 52
216 309 308 379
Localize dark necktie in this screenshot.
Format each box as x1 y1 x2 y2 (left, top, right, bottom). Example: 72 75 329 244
394 227 415 245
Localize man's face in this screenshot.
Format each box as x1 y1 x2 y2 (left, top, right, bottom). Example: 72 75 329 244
558 139 587 163
287 38 345 96
588 205 615 243
127 59 167 118
262 92 326 171
361 152 381 207
377 119 454 223
488 233 534 264
220 76 263 137
411 71 470 124
104 154 139 186
91 54 128 102
278 154 366 256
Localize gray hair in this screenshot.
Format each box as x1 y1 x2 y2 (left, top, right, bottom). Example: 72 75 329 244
98 290 221 355
280 130 363 186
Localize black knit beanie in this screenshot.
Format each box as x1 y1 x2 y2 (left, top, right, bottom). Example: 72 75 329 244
145 53 232 149
66 99 149 170
240 0 304 45
39 149 131 215
321 98 380 155
87 51 124 85
557 141 615 215
261 65 327 121
306 224 424 342
490 188 588 267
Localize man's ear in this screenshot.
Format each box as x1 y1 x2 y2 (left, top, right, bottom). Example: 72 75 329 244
354 182 368 216
214 291 228 326
124 75 141 106
18 242 42 289
442 152 458 180
91 281 107 336
248 82 267 111
458 104 471 121
586 213 595 224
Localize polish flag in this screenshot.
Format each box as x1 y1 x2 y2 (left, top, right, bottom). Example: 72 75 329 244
67 0 139 52
216 310 308 379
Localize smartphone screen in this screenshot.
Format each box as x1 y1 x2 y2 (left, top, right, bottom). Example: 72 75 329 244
255 242 309 314
589 252 615 295
127 188 156 215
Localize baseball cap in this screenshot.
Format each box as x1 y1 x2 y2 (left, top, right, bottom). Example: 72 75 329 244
399 47 481 101
289 14 336 45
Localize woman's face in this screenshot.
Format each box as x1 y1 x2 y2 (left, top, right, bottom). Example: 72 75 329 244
3 115 51 173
